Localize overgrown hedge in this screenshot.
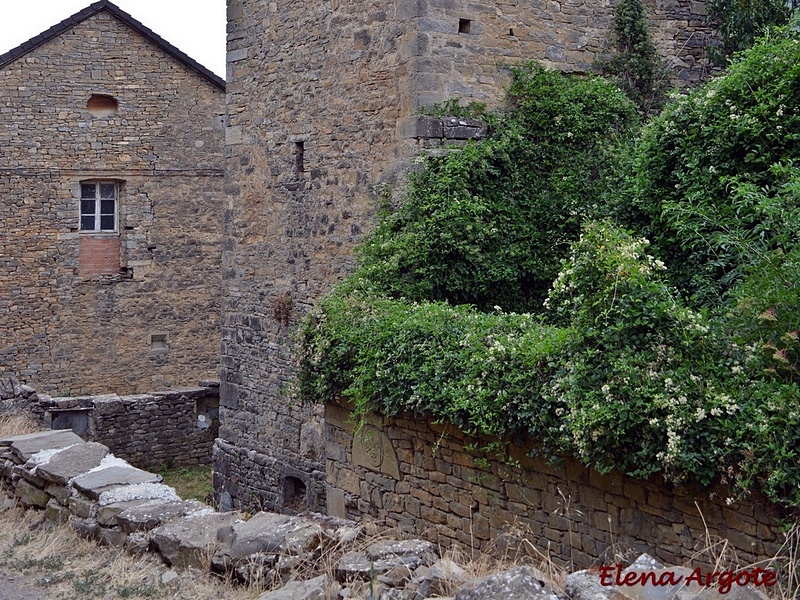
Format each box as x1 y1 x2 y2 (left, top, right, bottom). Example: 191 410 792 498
622 31 800 305
298 223 800 506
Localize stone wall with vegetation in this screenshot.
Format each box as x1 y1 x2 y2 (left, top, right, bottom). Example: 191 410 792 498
219 0 713 515
325 400 785 569
0 9 225 395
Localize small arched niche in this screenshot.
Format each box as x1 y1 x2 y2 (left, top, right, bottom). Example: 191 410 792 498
282 476 307 513
87 94 118 117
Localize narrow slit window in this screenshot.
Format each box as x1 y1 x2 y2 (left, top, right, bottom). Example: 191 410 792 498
80 182 117 232
294 141 305 174
459 19 472 34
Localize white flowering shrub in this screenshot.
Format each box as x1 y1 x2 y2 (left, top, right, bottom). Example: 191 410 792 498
297 222 800 506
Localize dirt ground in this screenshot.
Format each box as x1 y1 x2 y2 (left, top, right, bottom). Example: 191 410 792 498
0 567 54 600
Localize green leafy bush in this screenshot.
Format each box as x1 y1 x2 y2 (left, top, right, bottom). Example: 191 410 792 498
712 166 800 383
356 64 639 312
295 287 575 437
624 31 800 305
545 222 737 483
297 40 800 508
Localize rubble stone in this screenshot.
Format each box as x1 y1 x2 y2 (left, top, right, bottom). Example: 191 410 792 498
455 566 557 600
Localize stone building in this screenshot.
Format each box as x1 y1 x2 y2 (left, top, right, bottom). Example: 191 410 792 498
217 0 714 514
0 1 225 395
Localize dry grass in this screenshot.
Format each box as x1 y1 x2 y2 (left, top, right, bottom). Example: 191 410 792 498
0 505 261 600
288 516 571 599
1 498 798 600
770 522 800 599
0 410 42 436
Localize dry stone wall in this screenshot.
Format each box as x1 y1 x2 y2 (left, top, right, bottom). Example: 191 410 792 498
220 0 715 513
0 9 225 395
43 386 220 469
325 400 785 569
1 377 218 468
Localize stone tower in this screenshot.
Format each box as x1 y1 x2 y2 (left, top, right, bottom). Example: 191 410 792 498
217 0 713 512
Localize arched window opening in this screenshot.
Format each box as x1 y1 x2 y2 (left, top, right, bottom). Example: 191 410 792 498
87 94 118 117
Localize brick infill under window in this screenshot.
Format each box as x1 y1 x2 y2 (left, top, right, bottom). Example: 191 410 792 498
79 236 121 277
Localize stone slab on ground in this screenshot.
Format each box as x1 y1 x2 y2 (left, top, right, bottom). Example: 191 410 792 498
283 520 328 555
566 569 614 600
366 539 437 568
0 430 84 462
151 511 243 568
227 512 310 562
336 551 405 582
71 465 161 500
116 499 210 533
610 567 698 600
337 539 438 582
414 558 468 598
97 482 180 506
34 442 109 485
97 499 154 526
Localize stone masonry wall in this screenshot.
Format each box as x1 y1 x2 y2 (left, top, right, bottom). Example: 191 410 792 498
0 9 225 395
325 401 785 569
46 387 219 469
220 0 715 512
407 0 713 111
218 0 425 514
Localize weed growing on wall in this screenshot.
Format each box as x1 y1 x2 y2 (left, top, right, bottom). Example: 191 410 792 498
595 0 670 117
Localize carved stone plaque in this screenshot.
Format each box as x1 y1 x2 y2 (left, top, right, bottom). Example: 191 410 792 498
352 424 400 479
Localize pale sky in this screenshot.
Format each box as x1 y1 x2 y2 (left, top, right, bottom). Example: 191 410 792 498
0 0 226 78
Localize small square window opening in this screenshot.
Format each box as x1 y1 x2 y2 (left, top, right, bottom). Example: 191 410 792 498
150 333 168 351
80 181 117 232
459 19 472 34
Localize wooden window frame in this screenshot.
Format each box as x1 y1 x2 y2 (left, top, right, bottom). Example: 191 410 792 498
80 181 118 233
